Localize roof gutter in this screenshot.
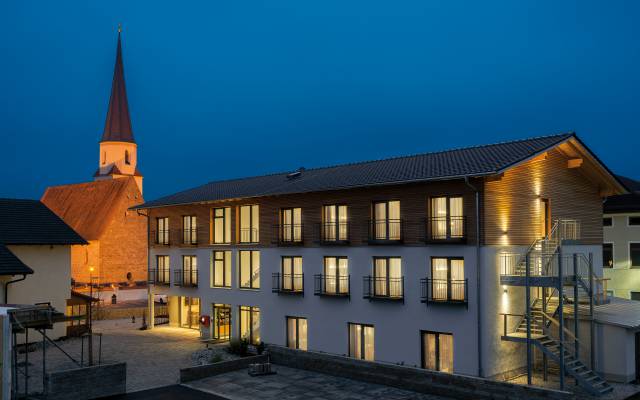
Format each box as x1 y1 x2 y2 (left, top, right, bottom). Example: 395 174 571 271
464 176 483 378
4 274 27 304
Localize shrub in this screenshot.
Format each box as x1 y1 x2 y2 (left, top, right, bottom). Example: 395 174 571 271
209 353 224 363
228 338 249 356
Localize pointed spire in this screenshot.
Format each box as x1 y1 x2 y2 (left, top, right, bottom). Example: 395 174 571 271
102 26 134 143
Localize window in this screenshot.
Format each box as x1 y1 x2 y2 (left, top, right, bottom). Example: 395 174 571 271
124 150 130 165
430 196 464 239
286 316 308 350
280 207 302 242
212 207 231 244
281 256 303 291
373 257 402 297
156 255 170 284
422 331 453 373
239 205 259 243
631 292 640 301
631 243 640 268
156 217 169 245
239 306 260 345
183 215 197 244
211 251 231 288
348 323 374 361
239 251 260 289
324 257 349 294
372 201 401 240
431 258 465 301
322 205 348 241
630 217 640 226
102 151 106 165
212 304 231 341
606 290 614 299
603 217 613 227
603 243 613 268
181 256 197 286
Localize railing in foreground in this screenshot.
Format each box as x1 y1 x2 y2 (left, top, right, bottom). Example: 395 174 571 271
363 276 404 301
272 273 304 294
174 269 198 287
421 278 467 305
314 274 350 297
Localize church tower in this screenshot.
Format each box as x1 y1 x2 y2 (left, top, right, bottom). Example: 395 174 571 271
94 27 143 194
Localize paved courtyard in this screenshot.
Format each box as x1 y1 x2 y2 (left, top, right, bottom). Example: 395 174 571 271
18 319 202 395
185 365 451 400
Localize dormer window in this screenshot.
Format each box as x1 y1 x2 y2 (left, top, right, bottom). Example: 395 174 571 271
125 150 131 165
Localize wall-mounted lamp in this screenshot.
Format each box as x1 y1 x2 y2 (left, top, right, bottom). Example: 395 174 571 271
502 285 508 294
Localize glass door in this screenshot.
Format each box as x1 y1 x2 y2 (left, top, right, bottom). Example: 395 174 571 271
213 304 231 341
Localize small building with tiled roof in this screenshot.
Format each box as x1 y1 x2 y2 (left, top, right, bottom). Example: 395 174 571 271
41 29 147 287
0 198 86 339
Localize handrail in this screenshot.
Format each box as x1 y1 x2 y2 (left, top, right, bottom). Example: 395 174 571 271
539 310 581 345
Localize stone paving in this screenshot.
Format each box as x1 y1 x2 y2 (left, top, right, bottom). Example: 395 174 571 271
185 365 452 400
17 319 202 395
507 372 640 400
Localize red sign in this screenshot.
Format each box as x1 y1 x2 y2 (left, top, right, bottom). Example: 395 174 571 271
200 315 210 327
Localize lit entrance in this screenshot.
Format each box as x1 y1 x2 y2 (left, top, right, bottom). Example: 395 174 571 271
180 296 200 329
213 304 231 341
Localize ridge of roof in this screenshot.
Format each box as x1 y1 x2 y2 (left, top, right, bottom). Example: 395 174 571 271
132 132 585 210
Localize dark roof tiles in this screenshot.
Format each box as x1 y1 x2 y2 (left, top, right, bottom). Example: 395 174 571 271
137 133 575 209
0 244 34 275
0 199 86 245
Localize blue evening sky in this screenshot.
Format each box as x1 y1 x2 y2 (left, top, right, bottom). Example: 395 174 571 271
1 1 639 201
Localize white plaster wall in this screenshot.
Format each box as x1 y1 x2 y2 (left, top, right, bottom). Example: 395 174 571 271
587 321 636 382
150 245 480 375
4 245 71 340
603 212 640 299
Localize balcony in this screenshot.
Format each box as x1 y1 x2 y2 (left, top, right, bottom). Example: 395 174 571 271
151 229 171 246
179 228 199 246
272 273 304 295
238 228 259 244
363 276 404 302
367 219 403 244
273 224 304 246
420 278 468 306
148 268 171 286
318 222 350 245
173 269 198 287
426 216 466 243
314 274 350 298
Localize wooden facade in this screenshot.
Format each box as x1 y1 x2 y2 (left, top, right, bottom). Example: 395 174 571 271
148 143 608 249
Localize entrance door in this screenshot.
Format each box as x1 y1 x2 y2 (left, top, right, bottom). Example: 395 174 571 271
540 199 550 238
180 297 200 329
213 304 231 341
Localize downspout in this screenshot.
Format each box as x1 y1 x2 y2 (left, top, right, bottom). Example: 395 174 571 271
465 176 483 377
4 274 27 304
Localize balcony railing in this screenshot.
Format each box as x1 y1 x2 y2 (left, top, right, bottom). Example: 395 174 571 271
148 268 171 286
152 229 171 245
239 227 259 244
367 219 403 243
273 224 304 245
314 274 350 297
174 269 198 287
421 278 468 306
426 216 466 243
319 222 350 244
179 228 198 245
363 276 404 301
272 273 304 294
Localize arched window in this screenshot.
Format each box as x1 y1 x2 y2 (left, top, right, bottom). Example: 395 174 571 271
102 151 106 165
125 150 130 165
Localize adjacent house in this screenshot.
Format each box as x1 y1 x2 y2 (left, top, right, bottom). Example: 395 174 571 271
0 199 87 340
41 29 147 288
602 176 640 299
135 132 630 394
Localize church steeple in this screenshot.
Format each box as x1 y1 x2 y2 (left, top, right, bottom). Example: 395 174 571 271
102 26 134 143
95 26 143 194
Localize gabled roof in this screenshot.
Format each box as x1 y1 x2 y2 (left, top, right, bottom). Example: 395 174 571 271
0 199 86 245
616 175 640 193
102 30 134 143
136 132 624 210
603 176 640 214
0 244 34 275
41 178 139 240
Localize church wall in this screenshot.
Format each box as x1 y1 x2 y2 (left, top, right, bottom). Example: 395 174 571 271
98 180 148 285
70 240 101 285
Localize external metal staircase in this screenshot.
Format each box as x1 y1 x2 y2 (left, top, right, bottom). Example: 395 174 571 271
500 219 612 396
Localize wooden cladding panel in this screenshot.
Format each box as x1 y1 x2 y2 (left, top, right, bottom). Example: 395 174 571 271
147 179 481 247
483 148 603 246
